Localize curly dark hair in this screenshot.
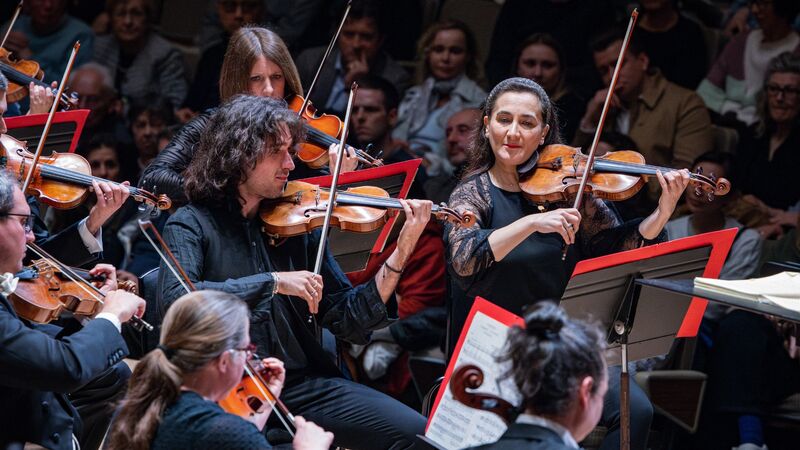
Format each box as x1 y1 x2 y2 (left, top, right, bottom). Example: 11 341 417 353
184 95 304 208
464 77 562 178
501 301 606 417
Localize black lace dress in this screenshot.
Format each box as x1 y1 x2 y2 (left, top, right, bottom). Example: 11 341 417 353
444 172 662 335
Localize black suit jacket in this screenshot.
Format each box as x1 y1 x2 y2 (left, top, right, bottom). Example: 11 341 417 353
0 294 128 450
29 196 99 267
468 423 577 450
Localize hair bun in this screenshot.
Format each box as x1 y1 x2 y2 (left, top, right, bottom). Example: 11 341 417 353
524 301 565 341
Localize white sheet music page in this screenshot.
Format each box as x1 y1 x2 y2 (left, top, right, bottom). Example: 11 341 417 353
425 311 522 449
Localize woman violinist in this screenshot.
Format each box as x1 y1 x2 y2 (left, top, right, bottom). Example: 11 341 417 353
140 26 358 206
106 290 332 450
445 77 690 450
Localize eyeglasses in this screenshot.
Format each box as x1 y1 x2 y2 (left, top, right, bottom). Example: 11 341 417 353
219 0 261 14
1 213 33 233
228 343 257 359
766 83 800 100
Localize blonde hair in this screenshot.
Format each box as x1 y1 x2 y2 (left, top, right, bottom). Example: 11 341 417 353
219 26 303 102
106 290 250 450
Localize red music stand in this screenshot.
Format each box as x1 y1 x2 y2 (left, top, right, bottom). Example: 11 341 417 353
5 109 89 154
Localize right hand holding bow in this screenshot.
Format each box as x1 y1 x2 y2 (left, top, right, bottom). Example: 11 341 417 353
275 271 324 313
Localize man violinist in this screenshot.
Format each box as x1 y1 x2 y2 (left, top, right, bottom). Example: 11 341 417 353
0 169 147 450
159 95 431 449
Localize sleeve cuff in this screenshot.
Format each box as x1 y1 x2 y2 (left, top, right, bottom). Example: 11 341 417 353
78 217 104 254
94 312 122 333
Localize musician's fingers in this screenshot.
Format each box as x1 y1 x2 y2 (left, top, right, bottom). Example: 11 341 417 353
91 180 107 205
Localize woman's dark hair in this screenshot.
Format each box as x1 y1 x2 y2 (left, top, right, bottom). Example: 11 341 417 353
756 51 800 136
771 0 800 23
512 33 569 100
501 301 606 416
464 77 562 178
184 95 304 208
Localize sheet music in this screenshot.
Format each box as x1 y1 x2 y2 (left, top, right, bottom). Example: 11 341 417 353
425 311 522 449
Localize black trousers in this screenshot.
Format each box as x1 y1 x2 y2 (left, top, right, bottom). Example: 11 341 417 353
277 376 427 450
598 365 653 450
69 361 131 450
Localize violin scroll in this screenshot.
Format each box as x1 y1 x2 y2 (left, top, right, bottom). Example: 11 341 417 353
434 204 476 228
450 364 517 424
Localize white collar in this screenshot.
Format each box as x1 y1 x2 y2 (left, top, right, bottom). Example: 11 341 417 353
515 413 580 448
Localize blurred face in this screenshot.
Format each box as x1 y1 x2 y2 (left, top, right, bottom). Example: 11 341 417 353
132 111 166 161
766 71 800 125
0 187 35 274
248 55 286 99
516 43 561 94
240 128 296 200
72 70 116 128
484 92 550 169
28 0 67 30
427 29 469 81
351 88 395 146
445 109 480 167
685 161 726 213
751 0 784 30
339 18 383 65
574 371 608 442
111 0 148 44
217 0 262 34
640 0 673 11
0 90 7 134
593 39 649 103
87 146 121 182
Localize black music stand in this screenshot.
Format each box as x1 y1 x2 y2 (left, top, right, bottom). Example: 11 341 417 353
560 245 714 450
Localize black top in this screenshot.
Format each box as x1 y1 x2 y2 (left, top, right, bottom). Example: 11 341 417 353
553 90 586 144
636 16 707 90
182 37 227 113
151 391 270 450
735 126 800 210
468 422 574 450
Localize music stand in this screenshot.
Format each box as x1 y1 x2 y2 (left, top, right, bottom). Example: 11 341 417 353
560 228 736 450
5 110 89 155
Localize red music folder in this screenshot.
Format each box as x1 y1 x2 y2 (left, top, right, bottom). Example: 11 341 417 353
5 109 89 154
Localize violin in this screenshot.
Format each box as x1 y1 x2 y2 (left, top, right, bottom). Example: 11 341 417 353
218 355 296 436
288 95 383 169
449 364 517 424
11 258 137 324
519 144 731 204
259 180 475 239
1 134 171 210
0 48 76 110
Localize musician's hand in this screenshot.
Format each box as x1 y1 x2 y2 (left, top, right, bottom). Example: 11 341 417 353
724 7 750 38
260 357 286 399
5 31 32 59
769 209 799 228
395 199 432 259
293 416 335 450
344 50 369 86
101 290 146 324
530 208 581 245
86 180 131 234
275 271 323 313
90 263 118 294
27 81 57 115
582 87 623 127
328 143 359 173
656 169 690 216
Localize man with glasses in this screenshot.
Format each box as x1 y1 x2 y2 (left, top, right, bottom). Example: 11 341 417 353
0 169 148 450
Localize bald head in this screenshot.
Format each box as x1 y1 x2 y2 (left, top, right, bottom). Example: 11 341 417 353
445 108 480 167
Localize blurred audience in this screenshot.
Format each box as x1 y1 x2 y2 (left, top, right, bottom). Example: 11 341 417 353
69 63 130 147
423 108 479 205
128 100 174 181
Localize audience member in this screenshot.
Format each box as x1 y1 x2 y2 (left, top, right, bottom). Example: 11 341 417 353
730 52 800 238
637 0 707 89
393 20 486 169
468 301 608 450
723 0 800 38
69 63 131 147
295 0 410 117
485 0 618 95
697 0 800 128
424 108 480 205
93 0 189 110
128 100 174 181
575 28 712 206
513 33 586 142
178 0 264 121
3 0 94 83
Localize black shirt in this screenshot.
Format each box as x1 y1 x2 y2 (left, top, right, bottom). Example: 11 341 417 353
636 16 708 90
736 126 800 210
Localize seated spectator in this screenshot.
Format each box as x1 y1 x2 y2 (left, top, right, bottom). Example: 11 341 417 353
575 28 712 206
393 20 486 167
723 0 800 38
485 0 618 95
468 301 608 449
295 0 410 118
3 0 94 83
93 0 189 110
424 108 480 205
512 33 586 142
730 52 800 238
69 63 131 147
637 0 707 89
177 0 264 122
128 100 174 181
697 0 800 128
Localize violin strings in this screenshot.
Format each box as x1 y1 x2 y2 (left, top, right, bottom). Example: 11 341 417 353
242 363 295 437
591 159 713 184
26 243 105 304
38 163 146 197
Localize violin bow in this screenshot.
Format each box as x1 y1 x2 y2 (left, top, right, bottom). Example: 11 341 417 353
563 9 639 260
0 1 23 49
298 0 352 115
26 242 154 331
21 41 80 194
137 219 195 294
